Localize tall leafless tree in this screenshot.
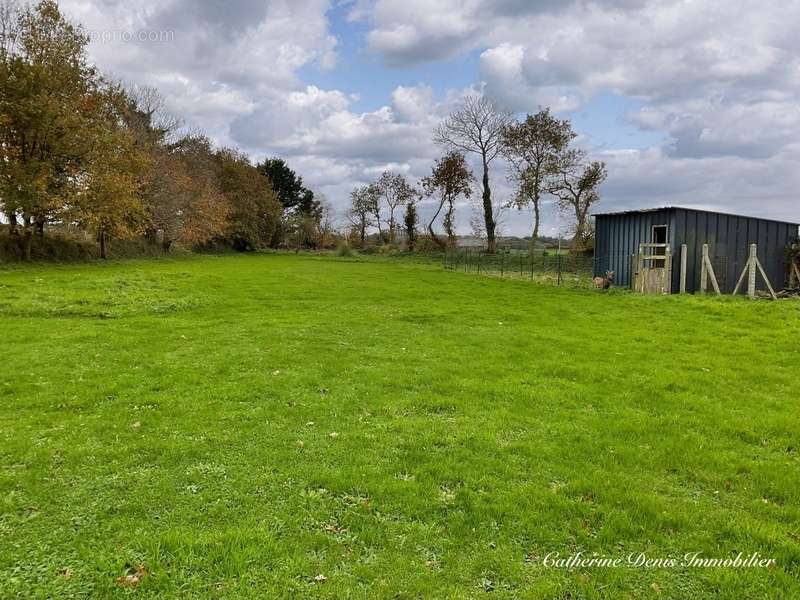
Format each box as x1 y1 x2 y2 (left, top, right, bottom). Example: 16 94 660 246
0 1 19 57
434 95 513 253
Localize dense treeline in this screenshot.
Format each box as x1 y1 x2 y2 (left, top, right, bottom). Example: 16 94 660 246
0 1 326 260
1 1 608 262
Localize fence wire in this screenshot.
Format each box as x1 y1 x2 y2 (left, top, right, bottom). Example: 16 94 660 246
443 249 597 287
445 247 797 293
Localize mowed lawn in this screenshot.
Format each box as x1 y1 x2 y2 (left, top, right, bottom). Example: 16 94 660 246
1 254 799 598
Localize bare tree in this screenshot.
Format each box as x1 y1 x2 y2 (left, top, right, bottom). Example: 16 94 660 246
501 109 575 244
551 149 607 250
421 151 473 249
0 0 19 57
316 195 337 248
124 84 183 145
434 95 513 253
375 171 415 244
0 0 18 233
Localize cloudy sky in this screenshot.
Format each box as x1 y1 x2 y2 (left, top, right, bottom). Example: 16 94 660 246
60 0 800 236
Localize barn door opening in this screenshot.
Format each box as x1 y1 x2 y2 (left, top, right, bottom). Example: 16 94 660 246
634 234 672 295
651 225 668 268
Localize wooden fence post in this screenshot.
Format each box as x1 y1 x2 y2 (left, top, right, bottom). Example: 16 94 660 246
700 244 709 294
753 248 777 300
680 244 687 294
636 243 644 293
664 244 672 293
732 244 776 300
747 244 757 299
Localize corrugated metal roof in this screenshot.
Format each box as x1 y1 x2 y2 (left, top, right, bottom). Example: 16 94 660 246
592 206 799 226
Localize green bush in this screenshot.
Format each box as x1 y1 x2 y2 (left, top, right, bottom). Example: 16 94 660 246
336 241 355 257
376 244 400 256
0 229 195 264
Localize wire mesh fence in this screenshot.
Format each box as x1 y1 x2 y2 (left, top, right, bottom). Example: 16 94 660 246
444 246 799 293
444 249 597 287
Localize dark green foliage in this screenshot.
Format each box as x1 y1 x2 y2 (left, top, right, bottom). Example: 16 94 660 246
215 149 282 251
404 201 418 250
256 157 320 216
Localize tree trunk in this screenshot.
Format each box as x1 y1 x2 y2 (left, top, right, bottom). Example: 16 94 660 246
444 202 457 248
22 215 33 261
99 229 107 260
145 227 158 245
572 205 587 250
22 231 32 261
35 215 45 238
6 211 18 235
427 197 446 249
359 217 366 247
531 200 541 244
162 239 172 253
481 157 496 254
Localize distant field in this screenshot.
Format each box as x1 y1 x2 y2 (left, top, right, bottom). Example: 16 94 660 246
1 254 798 598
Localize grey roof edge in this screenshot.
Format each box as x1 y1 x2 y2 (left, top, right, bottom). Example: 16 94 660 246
592 206 799 227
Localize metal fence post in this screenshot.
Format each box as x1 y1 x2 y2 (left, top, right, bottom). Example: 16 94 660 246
501 252 505 277
557 252 562 285
680 244 687 294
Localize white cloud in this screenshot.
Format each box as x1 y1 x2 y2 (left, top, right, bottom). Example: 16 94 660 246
363 0 480 65
56 0 800 235
353 0 800 229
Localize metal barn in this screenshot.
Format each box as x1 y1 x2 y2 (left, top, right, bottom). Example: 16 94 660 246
593 207 799 294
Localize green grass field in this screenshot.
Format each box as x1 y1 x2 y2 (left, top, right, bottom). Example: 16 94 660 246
1 254 799 598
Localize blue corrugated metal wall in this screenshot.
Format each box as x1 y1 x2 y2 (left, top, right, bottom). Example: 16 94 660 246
595 208 799 293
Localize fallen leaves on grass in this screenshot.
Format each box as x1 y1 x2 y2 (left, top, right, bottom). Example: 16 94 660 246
439 486 456 504
313 574 327 583
651 582 662 594
116 565 148 588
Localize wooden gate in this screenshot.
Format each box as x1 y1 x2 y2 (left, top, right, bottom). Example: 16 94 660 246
633 243 672 294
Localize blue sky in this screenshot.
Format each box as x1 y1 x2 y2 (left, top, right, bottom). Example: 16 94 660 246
303 4 664 152
300 3 480 112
